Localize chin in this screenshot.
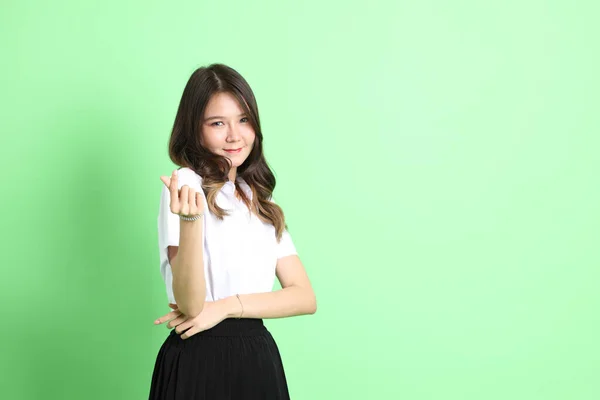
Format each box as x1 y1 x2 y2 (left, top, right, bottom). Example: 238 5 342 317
225 156 249 168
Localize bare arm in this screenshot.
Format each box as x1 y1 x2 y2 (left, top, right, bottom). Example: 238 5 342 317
220 254 317 319
168 220 205 318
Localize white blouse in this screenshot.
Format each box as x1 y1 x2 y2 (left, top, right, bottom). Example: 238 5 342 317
157 167 297 304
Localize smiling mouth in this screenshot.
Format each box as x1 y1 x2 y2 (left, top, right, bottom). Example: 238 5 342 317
224 148 242 153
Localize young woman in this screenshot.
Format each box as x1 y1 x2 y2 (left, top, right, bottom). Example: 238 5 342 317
148 63 317 399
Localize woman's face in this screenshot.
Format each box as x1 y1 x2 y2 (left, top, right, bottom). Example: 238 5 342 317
201 92 256 170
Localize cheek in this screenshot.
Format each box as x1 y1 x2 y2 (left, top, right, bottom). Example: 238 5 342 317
202 129 223 149
244 129 256 144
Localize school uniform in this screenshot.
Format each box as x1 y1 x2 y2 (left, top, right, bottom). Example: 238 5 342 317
148 167 297 400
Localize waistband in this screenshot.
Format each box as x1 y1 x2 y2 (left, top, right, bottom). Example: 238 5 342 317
170 318 267 337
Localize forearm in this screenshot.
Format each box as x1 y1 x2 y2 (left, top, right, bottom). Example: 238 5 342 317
171 219 205 317
221 285 317 319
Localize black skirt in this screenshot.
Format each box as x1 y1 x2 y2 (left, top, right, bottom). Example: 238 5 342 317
148 318 290 400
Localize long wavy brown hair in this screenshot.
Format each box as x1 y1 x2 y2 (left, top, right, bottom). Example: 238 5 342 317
167 63 287 241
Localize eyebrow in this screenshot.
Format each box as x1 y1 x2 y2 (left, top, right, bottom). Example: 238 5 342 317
204 113 247 122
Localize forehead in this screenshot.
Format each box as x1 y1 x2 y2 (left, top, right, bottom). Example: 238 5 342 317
204 92 245 115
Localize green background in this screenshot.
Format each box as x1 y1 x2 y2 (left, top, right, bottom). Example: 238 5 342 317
1 1 598 399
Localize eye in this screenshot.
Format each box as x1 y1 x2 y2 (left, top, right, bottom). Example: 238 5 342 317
211 121 224 126
240 117 249 123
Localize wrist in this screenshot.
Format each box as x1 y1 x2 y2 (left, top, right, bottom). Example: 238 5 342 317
222 295 243 318
180 213 203 222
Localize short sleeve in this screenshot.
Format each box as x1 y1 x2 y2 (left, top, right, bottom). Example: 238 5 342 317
276 229 298 259
157 184 181 252
269 196 298 260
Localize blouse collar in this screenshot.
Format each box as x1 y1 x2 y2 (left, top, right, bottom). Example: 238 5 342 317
222 177 252 199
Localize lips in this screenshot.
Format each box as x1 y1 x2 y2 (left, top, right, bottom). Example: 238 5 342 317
224 148 242 153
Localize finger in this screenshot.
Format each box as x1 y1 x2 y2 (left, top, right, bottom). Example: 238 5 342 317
189 188 197 210
168 303 178 309
197 192 203 211
167 314 188 329
180 325 199 339
160 176 171 188
175 319 194 335
180 185 189 215
169 170 179 211
154 311 180 325
153 310 182 325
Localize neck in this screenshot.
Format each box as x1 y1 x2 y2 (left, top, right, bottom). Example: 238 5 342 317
228 167 237 182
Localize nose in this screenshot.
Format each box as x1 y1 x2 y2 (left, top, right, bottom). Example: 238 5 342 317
226 123 241 142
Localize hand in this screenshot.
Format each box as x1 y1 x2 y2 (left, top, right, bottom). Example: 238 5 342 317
160 169 204 217
153 303 183 328
153 301 228 340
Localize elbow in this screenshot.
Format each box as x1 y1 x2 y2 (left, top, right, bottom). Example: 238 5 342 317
307 292 317 315
187 303 205 319
172 278 206 318
177 300 205 318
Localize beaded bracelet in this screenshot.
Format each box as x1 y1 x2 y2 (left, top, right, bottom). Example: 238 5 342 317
180 213 203 221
